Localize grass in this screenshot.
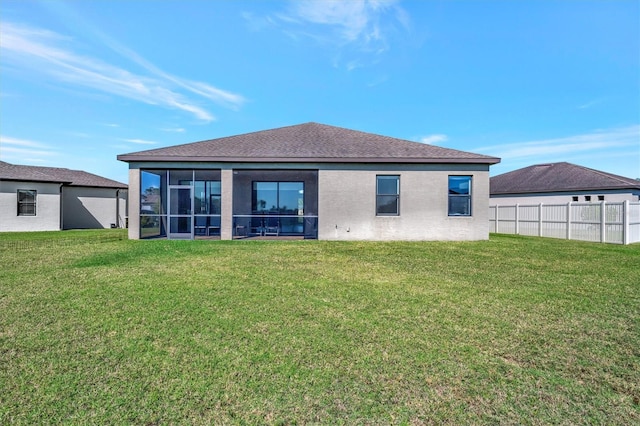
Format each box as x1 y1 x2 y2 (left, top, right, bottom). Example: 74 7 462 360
0 230 638 424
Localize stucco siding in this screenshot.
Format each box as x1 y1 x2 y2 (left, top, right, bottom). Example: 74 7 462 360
128 167 141 239
318 166 490 241
62 186 124 229
0 180 61 232
221 168 234 240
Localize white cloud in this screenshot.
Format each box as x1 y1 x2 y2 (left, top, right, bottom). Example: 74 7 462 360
0 21 245 122
290 0 381 42
0 136 59 163
185 81 245 111
1 146 57 157
477 125 640 160
242 11 278 32
578 99 604 110
97 35 246 110
20 158 50 164
121 138 157 145
255 0 411 69
0 135 50 148
65 131 90 138
419 134 448 145
161 127 186 133
110 144 134 150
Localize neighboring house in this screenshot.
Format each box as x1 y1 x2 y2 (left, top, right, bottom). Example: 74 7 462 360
490 162 640 205
117 122 500 241
0 161 128 232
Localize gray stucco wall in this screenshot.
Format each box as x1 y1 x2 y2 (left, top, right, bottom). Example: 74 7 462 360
318 165 491 241
62 186 126 229
0 180 62 232
128 168 141 239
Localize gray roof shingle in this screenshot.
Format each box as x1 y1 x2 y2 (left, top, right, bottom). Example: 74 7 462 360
490 162 640 195
117 122 500 164
0 161 127 189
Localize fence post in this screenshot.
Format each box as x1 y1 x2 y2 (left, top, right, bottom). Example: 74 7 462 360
495 206 499 234
538 203 543 237
566 202 572 240
515 204 519 235
623 200 629 245
600 200 606 243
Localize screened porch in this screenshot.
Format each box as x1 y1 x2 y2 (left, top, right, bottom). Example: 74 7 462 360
138 168 318 240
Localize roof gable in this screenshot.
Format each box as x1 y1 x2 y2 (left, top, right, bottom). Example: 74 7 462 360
490 162 640 194
117 122 500 164
0 161 127 189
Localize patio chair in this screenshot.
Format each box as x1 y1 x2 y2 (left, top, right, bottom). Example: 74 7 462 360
194 216 208 236
249 216 264 236
263 216 280 236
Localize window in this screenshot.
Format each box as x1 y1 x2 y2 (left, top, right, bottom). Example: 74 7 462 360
572 196 579 202
252 182 304 214
448 176 472 216
17 190 36 216
585 195 591 202
252 182 305 235
598 195 605 201
376 175 399 216
195 181 221 214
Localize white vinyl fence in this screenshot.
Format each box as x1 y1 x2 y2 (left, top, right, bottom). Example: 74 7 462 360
489 201 640 245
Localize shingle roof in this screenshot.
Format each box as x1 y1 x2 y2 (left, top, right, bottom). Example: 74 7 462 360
490 162 640 195
0 161 127 189
117 122 500 164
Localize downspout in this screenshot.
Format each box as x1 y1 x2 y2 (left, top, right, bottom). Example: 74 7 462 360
59 183 64 230
116 189 120 228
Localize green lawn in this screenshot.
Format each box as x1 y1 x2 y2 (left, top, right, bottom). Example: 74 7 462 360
1 230 638 424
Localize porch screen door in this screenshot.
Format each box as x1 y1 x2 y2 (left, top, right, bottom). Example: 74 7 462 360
168 185 193 239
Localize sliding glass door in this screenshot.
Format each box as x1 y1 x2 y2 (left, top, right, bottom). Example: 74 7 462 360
252 182 304 234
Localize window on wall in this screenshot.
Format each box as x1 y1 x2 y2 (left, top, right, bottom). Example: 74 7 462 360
376 175 400 216
252 182 304 214
252 181 305 235
448 176 472 216
17 190 36 216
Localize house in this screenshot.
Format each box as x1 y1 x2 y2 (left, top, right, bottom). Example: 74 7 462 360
117 122 500 241
490 162 640 205
0 161 128 232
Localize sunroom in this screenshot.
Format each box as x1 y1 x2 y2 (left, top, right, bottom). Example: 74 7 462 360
139 168 318 240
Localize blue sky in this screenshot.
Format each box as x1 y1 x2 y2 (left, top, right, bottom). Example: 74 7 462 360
1 0 638 183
